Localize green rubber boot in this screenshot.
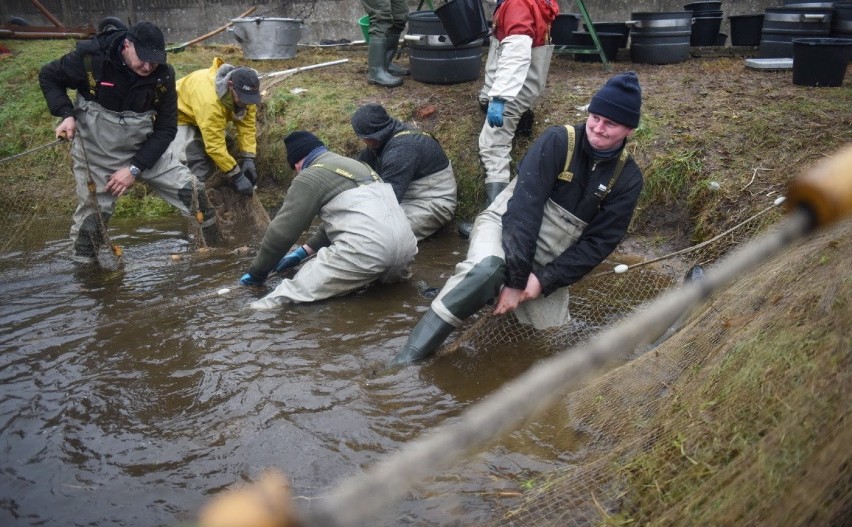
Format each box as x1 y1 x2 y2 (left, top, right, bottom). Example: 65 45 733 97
394 308 455 364
385 32 410 77
368 36 403 87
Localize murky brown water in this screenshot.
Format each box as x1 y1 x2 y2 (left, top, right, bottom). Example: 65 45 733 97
0 218 572 526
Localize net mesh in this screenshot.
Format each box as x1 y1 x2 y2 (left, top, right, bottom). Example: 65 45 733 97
427 215 851 527
0 140 269 266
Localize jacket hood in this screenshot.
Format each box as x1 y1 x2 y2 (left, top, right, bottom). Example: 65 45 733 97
351 103 408 147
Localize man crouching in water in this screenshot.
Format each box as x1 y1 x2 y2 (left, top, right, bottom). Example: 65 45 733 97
239 131 417 308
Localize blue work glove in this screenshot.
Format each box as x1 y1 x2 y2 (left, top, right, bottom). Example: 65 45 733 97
487 98 505 128
231 171 254 196
239 272 266 287
273 246 308 274
239 157 258 185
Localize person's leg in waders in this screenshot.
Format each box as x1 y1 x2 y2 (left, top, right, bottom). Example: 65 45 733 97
384 0 410 77
361 0 404 87
395 185 512 364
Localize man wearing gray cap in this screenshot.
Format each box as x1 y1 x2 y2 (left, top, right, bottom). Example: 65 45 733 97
395 72 645 364
174 57 262 197
39 21 219 262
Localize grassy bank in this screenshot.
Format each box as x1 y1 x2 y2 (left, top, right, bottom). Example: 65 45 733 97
3 39 850 246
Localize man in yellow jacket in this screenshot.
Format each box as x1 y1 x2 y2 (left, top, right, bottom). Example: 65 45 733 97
174 57 260 196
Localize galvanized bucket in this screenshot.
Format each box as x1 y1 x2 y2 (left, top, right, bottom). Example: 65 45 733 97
229 17 304 59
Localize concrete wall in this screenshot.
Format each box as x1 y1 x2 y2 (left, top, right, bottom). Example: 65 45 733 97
1 1 779 46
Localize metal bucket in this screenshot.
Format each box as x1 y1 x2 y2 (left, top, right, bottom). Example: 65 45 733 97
229 17 304 59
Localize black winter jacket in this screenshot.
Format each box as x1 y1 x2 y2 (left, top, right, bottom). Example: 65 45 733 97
357 118 450 202
38 30 178 170
502 124 643 295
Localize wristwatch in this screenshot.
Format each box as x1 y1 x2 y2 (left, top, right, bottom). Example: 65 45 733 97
129 164 141 177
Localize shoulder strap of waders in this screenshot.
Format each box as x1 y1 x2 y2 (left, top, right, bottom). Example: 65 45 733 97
563 124 634 220
605 148 632 196
83 54 98 98
392 129 435 140
562 124 632 197
557 124 577 182
312 163 381 186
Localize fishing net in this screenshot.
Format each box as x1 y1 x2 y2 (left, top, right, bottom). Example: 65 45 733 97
293 202 849 527
442 198 783 361
0 140 269 268
479 219 851 527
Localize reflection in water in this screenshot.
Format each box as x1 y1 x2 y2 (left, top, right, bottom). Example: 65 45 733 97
2 219 570 526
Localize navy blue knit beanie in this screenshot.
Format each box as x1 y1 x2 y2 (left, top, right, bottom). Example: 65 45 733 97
588 71 642 128
351 103 394 141
284 131 324 169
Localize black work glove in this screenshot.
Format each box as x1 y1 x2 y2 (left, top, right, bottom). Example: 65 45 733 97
239 157 258 185
231 171 254 196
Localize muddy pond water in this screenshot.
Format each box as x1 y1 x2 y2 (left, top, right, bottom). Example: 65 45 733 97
0 218 583 526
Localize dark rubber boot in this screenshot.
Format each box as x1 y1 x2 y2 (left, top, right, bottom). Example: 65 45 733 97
368 37 403 87
517 109 535 137
394 308 456 364
485 181 508 206
385 32 409 76
459 182 507 239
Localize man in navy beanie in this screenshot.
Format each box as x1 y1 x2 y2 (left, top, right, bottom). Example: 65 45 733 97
395 72 645 364
238 130 417 308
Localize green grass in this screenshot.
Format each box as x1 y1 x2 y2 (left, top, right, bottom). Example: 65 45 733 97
3 41 851 244
637 148 702 211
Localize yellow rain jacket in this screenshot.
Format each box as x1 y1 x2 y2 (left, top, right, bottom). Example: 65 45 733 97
176 57 257 173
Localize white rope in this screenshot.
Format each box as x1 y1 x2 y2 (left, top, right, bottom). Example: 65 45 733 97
589 196 786 279
300 209 814 527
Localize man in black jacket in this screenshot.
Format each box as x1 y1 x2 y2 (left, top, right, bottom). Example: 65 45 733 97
395 72 644 364
39 21 218 263
351 103 456 241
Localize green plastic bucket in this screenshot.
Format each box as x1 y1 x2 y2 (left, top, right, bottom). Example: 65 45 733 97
359 15 370 43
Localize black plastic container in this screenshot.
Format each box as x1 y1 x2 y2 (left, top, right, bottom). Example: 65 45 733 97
407 11 483 85
792 37 852 85
571 32 621 62
729 14 765 46
759 6 833 58
434 0 489 47
551 14 581 45
628 11 693 64
691 15 724 45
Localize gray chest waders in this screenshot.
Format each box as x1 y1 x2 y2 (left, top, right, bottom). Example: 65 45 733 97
250 168 416 309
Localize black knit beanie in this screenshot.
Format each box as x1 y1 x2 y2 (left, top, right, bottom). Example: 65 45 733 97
351 103 394 141
588 71 642 128
283 131 325 169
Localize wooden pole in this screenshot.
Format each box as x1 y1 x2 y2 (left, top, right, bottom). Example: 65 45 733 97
29 0 65 28
167 6 258 52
